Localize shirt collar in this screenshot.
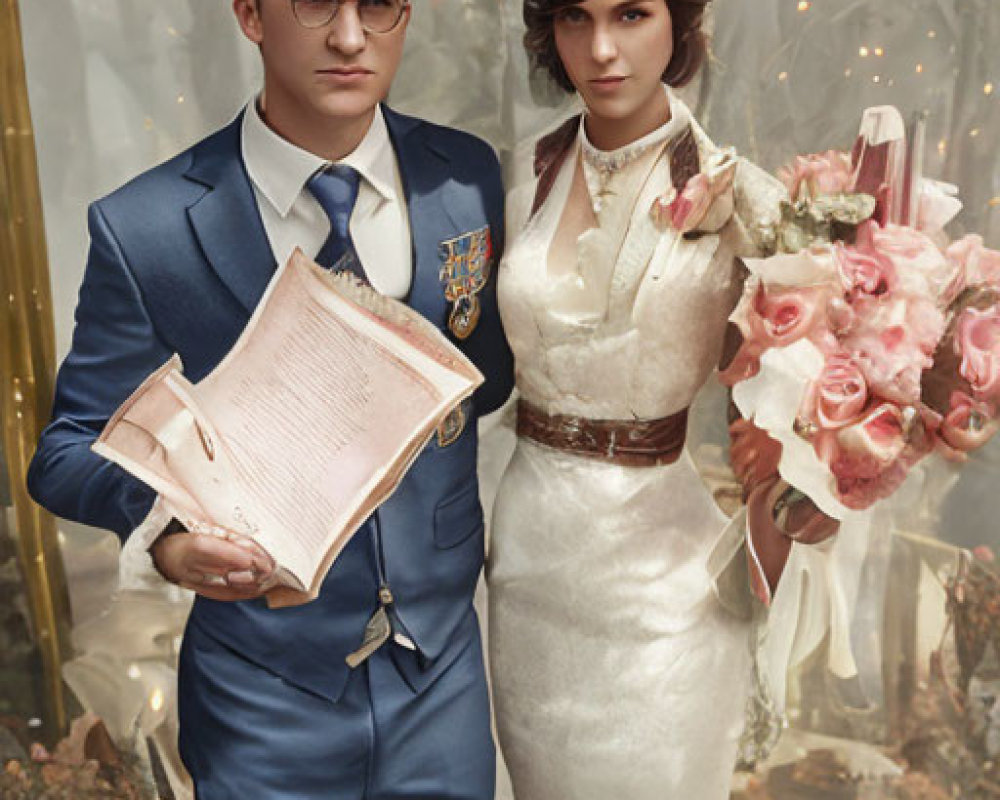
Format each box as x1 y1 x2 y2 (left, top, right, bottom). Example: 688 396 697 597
338 106 395 204
241 99 395 218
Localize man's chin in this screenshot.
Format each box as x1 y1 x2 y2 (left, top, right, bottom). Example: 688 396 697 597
312 93 384 123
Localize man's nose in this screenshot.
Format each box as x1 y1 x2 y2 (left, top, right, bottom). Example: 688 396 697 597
328 2 366 54
590 24 618 63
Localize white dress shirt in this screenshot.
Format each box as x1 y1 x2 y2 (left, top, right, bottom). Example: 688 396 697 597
241 100 413 299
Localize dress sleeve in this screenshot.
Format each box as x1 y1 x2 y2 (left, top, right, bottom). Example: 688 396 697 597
732 158 787 258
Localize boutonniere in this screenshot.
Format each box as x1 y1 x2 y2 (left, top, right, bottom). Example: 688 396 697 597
650 147 739 235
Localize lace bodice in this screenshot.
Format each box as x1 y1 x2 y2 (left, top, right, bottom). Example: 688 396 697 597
499 93 782 420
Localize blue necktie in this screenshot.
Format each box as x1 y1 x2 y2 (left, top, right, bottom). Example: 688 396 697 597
308 164 366 279
310 164 406 667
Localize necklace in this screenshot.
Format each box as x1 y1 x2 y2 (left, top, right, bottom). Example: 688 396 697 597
579 108 684 216
581 136 658 215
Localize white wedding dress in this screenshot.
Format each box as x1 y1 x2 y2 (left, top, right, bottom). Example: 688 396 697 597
488 92 784 799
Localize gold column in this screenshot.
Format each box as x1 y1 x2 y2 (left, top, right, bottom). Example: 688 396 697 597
0 0 72 738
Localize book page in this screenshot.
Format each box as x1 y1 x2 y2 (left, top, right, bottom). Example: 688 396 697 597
93 357 207 520
196 273 447 582
97 251 483 601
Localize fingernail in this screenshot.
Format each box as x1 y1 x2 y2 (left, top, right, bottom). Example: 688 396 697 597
227 570 256 585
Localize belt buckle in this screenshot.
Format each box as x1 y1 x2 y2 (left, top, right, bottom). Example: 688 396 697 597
559 414 599 451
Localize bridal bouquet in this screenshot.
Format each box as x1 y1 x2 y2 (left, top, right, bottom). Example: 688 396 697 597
721 107 1000 516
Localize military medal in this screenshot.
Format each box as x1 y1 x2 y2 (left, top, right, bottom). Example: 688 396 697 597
439 225 492 340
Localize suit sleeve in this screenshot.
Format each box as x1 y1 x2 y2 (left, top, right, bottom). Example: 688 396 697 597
26 202 172 542
464 145 515 418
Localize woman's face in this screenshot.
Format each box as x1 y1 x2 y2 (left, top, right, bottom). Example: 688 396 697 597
553 0 674 132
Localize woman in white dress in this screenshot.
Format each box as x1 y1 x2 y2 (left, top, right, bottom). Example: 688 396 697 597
487 0 820 797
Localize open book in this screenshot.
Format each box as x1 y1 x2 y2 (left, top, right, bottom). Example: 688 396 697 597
95 250 483 607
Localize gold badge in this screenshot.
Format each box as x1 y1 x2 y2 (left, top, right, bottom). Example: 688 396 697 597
437 402 467 448
439 226 491 340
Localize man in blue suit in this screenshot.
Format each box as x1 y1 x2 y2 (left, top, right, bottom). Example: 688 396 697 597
27 1 513 797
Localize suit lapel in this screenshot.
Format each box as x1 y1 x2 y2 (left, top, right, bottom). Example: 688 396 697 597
383 106 458 330
185 107 468 330
184 114 277 316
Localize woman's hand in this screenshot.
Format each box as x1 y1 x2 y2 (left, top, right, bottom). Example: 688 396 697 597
728 416 782 501
729 417 840 602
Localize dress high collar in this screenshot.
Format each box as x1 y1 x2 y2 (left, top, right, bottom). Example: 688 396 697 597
579 88 692 216
579 87 691 178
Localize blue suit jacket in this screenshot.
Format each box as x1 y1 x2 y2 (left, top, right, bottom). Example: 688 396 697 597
28 106 514 702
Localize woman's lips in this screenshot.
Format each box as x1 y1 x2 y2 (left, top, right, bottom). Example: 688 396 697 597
588 76 628 94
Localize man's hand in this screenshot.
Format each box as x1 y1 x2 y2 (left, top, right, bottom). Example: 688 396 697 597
150 525 277 602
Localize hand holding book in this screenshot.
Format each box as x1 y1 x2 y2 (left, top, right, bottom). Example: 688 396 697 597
150 521 277 601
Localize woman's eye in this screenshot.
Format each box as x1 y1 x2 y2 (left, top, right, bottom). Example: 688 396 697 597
621 7 649 22
555 6 587 24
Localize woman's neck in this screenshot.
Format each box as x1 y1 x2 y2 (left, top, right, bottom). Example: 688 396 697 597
582 87 672 152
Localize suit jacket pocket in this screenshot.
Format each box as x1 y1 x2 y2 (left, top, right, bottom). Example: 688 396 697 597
433 480 484 549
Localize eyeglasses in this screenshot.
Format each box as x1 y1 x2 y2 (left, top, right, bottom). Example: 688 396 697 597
290 0 410 33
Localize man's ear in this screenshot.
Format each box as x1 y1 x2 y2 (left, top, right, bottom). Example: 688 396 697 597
233 0 264 45
398 2 412 34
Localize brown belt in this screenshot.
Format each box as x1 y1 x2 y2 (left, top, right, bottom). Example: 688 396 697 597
516 400 688 467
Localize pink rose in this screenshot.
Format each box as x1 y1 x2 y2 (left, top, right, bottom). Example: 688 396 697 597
834 239 896 300
720 282 833 387
651 180 711 234
938 391 999 454
779 150 854 202
844 295 945 405
651 149 738 234
955 305 1000 402
814 353 869 428
746 283 830 349
947 234 1000 289
836 403 908 465
866 222 962 304
670 173 714 233
817 403 933 509
720 277 839 387
822 412 908 510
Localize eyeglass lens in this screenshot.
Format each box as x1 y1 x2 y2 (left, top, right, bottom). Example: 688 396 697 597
292 0 406 33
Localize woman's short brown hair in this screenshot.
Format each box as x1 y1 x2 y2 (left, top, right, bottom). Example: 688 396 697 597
523 0 710 92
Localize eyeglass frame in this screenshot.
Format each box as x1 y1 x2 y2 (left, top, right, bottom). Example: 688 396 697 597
288 0 411 33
